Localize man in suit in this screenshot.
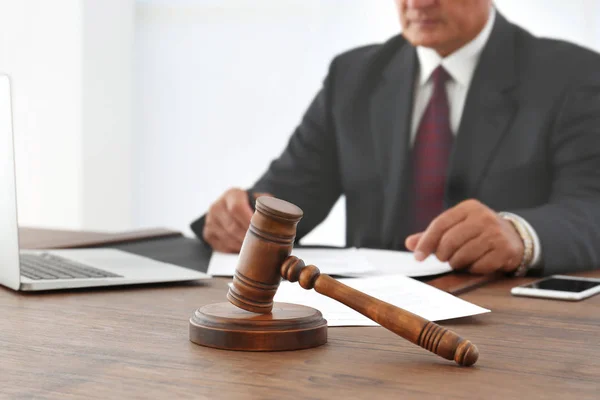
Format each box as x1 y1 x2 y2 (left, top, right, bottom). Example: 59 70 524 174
192 0 600 277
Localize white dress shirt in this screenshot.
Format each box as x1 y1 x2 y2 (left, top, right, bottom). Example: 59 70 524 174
410 7 541 267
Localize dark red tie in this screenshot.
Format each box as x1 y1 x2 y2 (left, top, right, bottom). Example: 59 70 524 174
410 66 453 233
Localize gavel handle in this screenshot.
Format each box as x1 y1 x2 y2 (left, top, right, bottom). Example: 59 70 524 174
281 256 479 367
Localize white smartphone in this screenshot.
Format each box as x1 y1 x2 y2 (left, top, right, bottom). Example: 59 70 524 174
511 275 600 301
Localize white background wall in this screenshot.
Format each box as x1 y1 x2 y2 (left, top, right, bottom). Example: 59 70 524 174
81 0 135 230
0 0 83 229
2 0 600 242
0 0 134 231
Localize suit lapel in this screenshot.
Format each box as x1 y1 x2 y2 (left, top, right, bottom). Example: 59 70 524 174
446 13 518 206
369 41 418 244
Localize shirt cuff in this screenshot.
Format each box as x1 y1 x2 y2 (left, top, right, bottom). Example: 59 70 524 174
501 212 542 268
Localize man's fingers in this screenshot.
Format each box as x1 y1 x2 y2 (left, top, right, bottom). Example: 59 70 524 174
435 218 482 262
468 249 498 275
212 209 246 245
408 199 520 275
202 188 259 253
204 208 244 252
447 233 489 270
225 191 254 227
405 232 423 251
414 203 470 261
202 219 241 253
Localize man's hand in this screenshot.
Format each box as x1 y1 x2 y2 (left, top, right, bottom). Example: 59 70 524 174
405 199 524 275
203 188 267 253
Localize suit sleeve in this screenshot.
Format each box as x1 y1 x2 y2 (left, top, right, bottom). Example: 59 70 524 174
508 79 600 276
249 63 343 241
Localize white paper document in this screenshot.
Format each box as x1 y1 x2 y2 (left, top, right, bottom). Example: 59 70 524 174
352 248 452 277
272 274 490 326
207 248 375 277
206 252 239 277
207 247 451 278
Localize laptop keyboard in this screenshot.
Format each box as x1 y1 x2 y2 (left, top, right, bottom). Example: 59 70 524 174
20 253 123 280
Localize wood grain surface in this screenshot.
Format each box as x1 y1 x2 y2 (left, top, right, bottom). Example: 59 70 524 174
189 302 328 351
2 271 599 399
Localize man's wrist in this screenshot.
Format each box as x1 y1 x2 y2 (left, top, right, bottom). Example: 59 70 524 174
515 215 542 268
498 212 534 277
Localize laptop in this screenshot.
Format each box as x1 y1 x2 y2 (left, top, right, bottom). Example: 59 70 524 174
0 74 211 291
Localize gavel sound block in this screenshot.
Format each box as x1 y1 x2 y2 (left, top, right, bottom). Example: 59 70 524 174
189 197 479 366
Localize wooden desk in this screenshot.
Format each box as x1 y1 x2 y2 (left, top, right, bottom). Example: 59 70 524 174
1 268 599 399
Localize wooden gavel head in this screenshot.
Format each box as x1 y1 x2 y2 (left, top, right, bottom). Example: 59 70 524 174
227 196 303 314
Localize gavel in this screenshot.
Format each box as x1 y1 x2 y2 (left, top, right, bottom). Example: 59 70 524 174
190 196 479 367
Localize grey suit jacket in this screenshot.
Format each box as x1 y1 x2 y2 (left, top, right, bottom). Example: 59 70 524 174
193 13 600 276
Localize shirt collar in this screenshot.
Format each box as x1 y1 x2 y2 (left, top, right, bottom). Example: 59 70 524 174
416 7 496 87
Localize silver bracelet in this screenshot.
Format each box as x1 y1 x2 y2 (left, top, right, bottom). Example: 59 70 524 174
498 212 534 277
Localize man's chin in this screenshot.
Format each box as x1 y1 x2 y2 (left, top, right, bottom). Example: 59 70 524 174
404 35 443 50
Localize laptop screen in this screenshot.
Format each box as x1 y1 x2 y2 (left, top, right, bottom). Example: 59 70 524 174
0 75 22 290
